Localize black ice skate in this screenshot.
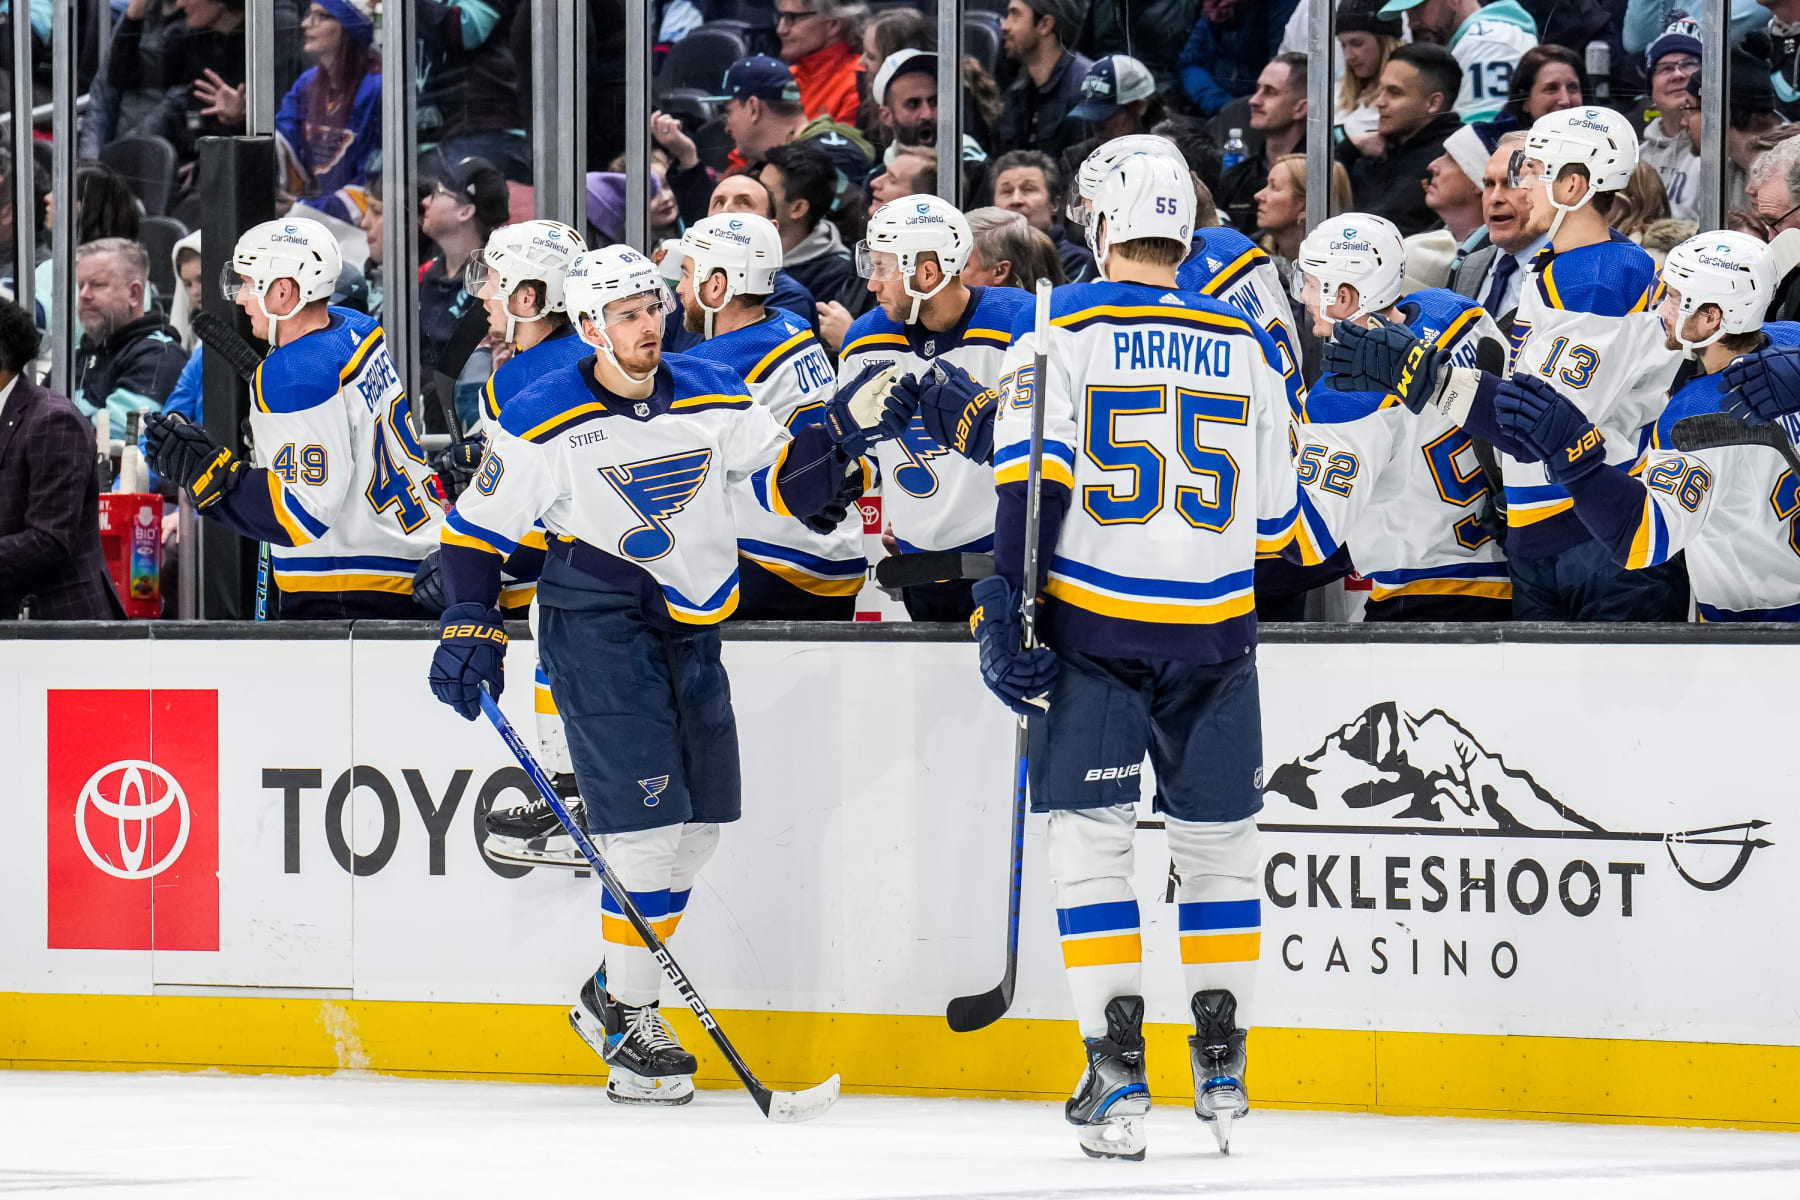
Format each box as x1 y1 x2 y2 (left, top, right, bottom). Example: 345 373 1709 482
481 774 588 869
568 970 696 1105
1189 988 1249 1154
1064 995 1152 1161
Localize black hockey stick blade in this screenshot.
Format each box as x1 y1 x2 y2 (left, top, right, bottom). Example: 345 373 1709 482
874 551 997 589
191 310 265 384
1670 413 1800 475
946 979 1013 1033
476 690 841 1122
430 304 492 439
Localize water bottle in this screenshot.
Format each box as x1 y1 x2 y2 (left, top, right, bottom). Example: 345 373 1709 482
1222 128 1247 172
1586 40 1611 102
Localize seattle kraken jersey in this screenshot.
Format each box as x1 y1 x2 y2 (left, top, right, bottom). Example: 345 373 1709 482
1498 238 1682 556
1448 13 1536 121
1177 225 1308 418
1297 290 1509 604
478 323 591 435
1584 325 1800 621
993 280 1336 662
222 307 443 614
839 286 1032 553
442 354 803 628
687 308 867 598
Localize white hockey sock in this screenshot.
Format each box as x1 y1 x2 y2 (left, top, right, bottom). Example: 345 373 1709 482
666 823 719 939
596 824 683 1007
1047 805 1142 1041
1167 816 1261 1026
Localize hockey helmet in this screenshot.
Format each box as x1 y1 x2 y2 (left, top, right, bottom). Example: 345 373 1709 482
1292 213 1406 323
1514 107 1639 236
223 218 341 338
563 245 672 383
1658 231 1776 353
1090 154 1194 274
679 213 783 337
1070 134 1188 249
855 194 972 323
465 220 587 344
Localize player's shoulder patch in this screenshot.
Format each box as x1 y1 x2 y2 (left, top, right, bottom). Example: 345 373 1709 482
498 363 596 442
1536 239 1657 316
254 314 360 414
664 352 756 412
840 306 907 361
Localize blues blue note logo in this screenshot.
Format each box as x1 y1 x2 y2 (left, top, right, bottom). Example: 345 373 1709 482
893 413 949 497
638 775 671 807
600 449 713 561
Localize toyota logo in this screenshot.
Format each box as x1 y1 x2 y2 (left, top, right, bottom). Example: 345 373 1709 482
74 759 190 880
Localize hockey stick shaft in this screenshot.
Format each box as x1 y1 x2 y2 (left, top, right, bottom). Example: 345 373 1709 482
190 310 264 384
874 551 996 589
1670 412 1800 475
477 689 839 1121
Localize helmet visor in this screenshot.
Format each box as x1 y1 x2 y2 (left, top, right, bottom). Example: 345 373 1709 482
464 249 498 300
855 242 902 281
1507 149 1547 191
1290 264 1324 315
601 289 669 331
219 265 252 301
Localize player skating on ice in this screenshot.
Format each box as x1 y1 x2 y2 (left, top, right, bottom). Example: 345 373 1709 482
427 245 869 1105
970 154 1336 1159
144 217 442 617
1289 213 1512 619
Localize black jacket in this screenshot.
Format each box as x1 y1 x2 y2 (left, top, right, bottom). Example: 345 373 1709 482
0 376 122 620
785 250 869 318
73 313 189 435
996 51 1094 163
1217 143 1299 236
1336 112 1463 239
1048 224 1098 284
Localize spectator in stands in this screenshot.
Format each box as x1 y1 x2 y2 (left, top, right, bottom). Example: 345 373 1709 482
1641 19 1704 223
417 154 508 387
1684 39 1785 215
1151 115 1225 204
1254 153 1350 271
759 143 867 315
861 7 932 78
0 297 122 621
1177 0 1301 115
672 172 819 347
1448 132 1550 331
1068 54 1161 141
962 207 1068 291
1761 139 1800 320
868 146 935 214
1611 161 1680 244
1218 53 1308 235
1093 0 1193 90
872 49 941 154
996 0 1092 161
359 168 384 316
650 110 719 230
776 0 866 128
1377 0 1536 122
1337 43 1463 237
1628 0 1765 62
138 0 259 181
990 150 1097 283
1498 45 1585 129
168 231 203 349
416 0 529 182
713 55 874 173
0 160 47 323
80 0 188 157
1335 0 1401 156
276 0 381 228
1401 125 1491 288
72 239 188 443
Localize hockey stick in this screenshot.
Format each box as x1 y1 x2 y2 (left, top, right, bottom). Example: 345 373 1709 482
477 689 841 1122
431 304 492 441
189 311 273 617
946 277 1053 1034
1670 413 1800 475
874 551 996 589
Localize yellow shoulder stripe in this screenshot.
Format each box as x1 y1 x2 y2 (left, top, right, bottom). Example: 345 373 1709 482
746 330 815 383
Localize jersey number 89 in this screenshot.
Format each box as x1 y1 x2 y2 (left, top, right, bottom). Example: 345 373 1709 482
1082 384 1245 531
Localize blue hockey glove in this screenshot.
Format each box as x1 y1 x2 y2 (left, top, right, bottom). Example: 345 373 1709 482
1722 343 1800 426
431 434 486 500
430 602 508 720
913 360 999 463
968 575 1059 718
1323 315 1450 414
1493 374 1606 484
412 550 447 616
802 458 869 535
144 412 245 509
822 360 910 457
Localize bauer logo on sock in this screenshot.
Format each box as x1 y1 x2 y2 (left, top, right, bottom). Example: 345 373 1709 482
638 775 672 807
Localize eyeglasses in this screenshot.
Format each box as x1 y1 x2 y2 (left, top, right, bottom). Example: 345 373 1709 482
774 9 816 25
1652 57 1701 79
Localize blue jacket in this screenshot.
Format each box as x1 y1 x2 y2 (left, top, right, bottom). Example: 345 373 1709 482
1178 0 1301 115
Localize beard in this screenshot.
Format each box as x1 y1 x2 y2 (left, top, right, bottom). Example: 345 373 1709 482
895 117 936 148
682 300 705 334
613 340 662 377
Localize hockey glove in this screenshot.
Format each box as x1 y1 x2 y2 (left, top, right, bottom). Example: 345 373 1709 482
1493 374 1607 485
803 457 869 535
1722 343 1800 426
143 412 245 509
412 550 448 616
968 575 1059 718
429 602 508 720
823 360 910 457
1324 315 1450 414
913 360 999 463
431 435 487 501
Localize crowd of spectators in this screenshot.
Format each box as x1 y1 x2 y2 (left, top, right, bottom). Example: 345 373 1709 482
14 0 1800 622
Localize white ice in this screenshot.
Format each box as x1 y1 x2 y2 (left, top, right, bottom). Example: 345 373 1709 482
5 1070 1800 1199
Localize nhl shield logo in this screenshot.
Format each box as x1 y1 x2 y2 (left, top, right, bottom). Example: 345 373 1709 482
634 402 650 417
638 776 672 807
922 338 936 357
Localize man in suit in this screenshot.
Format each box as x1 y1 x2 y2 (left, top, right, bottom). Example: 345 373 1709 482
0 297 122 620
1450 132 1551 335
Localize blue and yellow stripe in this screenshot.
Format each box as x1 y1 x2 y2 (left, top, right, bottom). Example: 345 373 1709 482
738 539 867 597
1624 490 1671 569
1044 558 1255 625
1178 898 1260 965
443 509 519 556
601 887 683 945
1054 304 1254 338
266 475 330 545
1368 562 1512 602
993 440 1076 489
842 332 909 359
1056 900 1142 969
744 330 816 384
1505 482 1575 528
270 553 418 595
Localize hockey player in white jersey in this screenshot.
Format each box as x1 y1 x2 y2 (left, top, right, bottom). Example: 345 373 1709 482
971 154 1336 1160
1378 0 1538 121
144 217 442 618
428 245 868 1105
674 213 868 619
1491 233 1800 621
828 194 1032 621
1291 213 1512 619
1327 106 1688 621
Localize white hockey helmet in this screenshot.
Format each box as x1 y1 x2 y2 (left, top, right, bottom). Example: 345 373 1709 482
679 212 783 338
855 194 973 323
1518 106 1639 236
1292 213 1406 323
1658 231 1776 354
223 217 341 340
563 244 672 383
1070 133 1188 249
1091 154 1193 275
465 220 586 344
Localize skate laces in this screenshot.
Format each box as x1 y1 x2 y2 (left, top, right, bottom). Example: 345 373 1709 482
627 1004 680 1052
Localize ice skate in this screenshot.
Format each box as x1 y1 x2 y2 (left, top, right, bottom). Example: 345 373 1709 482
481 775 588 869
1064 995 1151 1161
1189 988 1248 1154
568 970 696 1105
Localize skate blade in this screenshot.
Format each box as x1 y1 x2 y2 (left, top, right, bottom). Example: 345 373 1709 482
568 1005 609 1062
1077 1114 1146 1161
482 835 588 870
607 1065 696 1106
1196 1083 1248 1155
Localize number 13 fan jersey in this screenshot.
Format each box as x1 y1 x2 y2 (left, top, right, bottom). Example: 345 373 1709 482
992 280 1337 663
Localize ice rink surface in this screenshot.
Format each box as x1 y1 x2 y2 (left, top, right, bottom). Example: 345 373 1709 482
6 1071 1800 1199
